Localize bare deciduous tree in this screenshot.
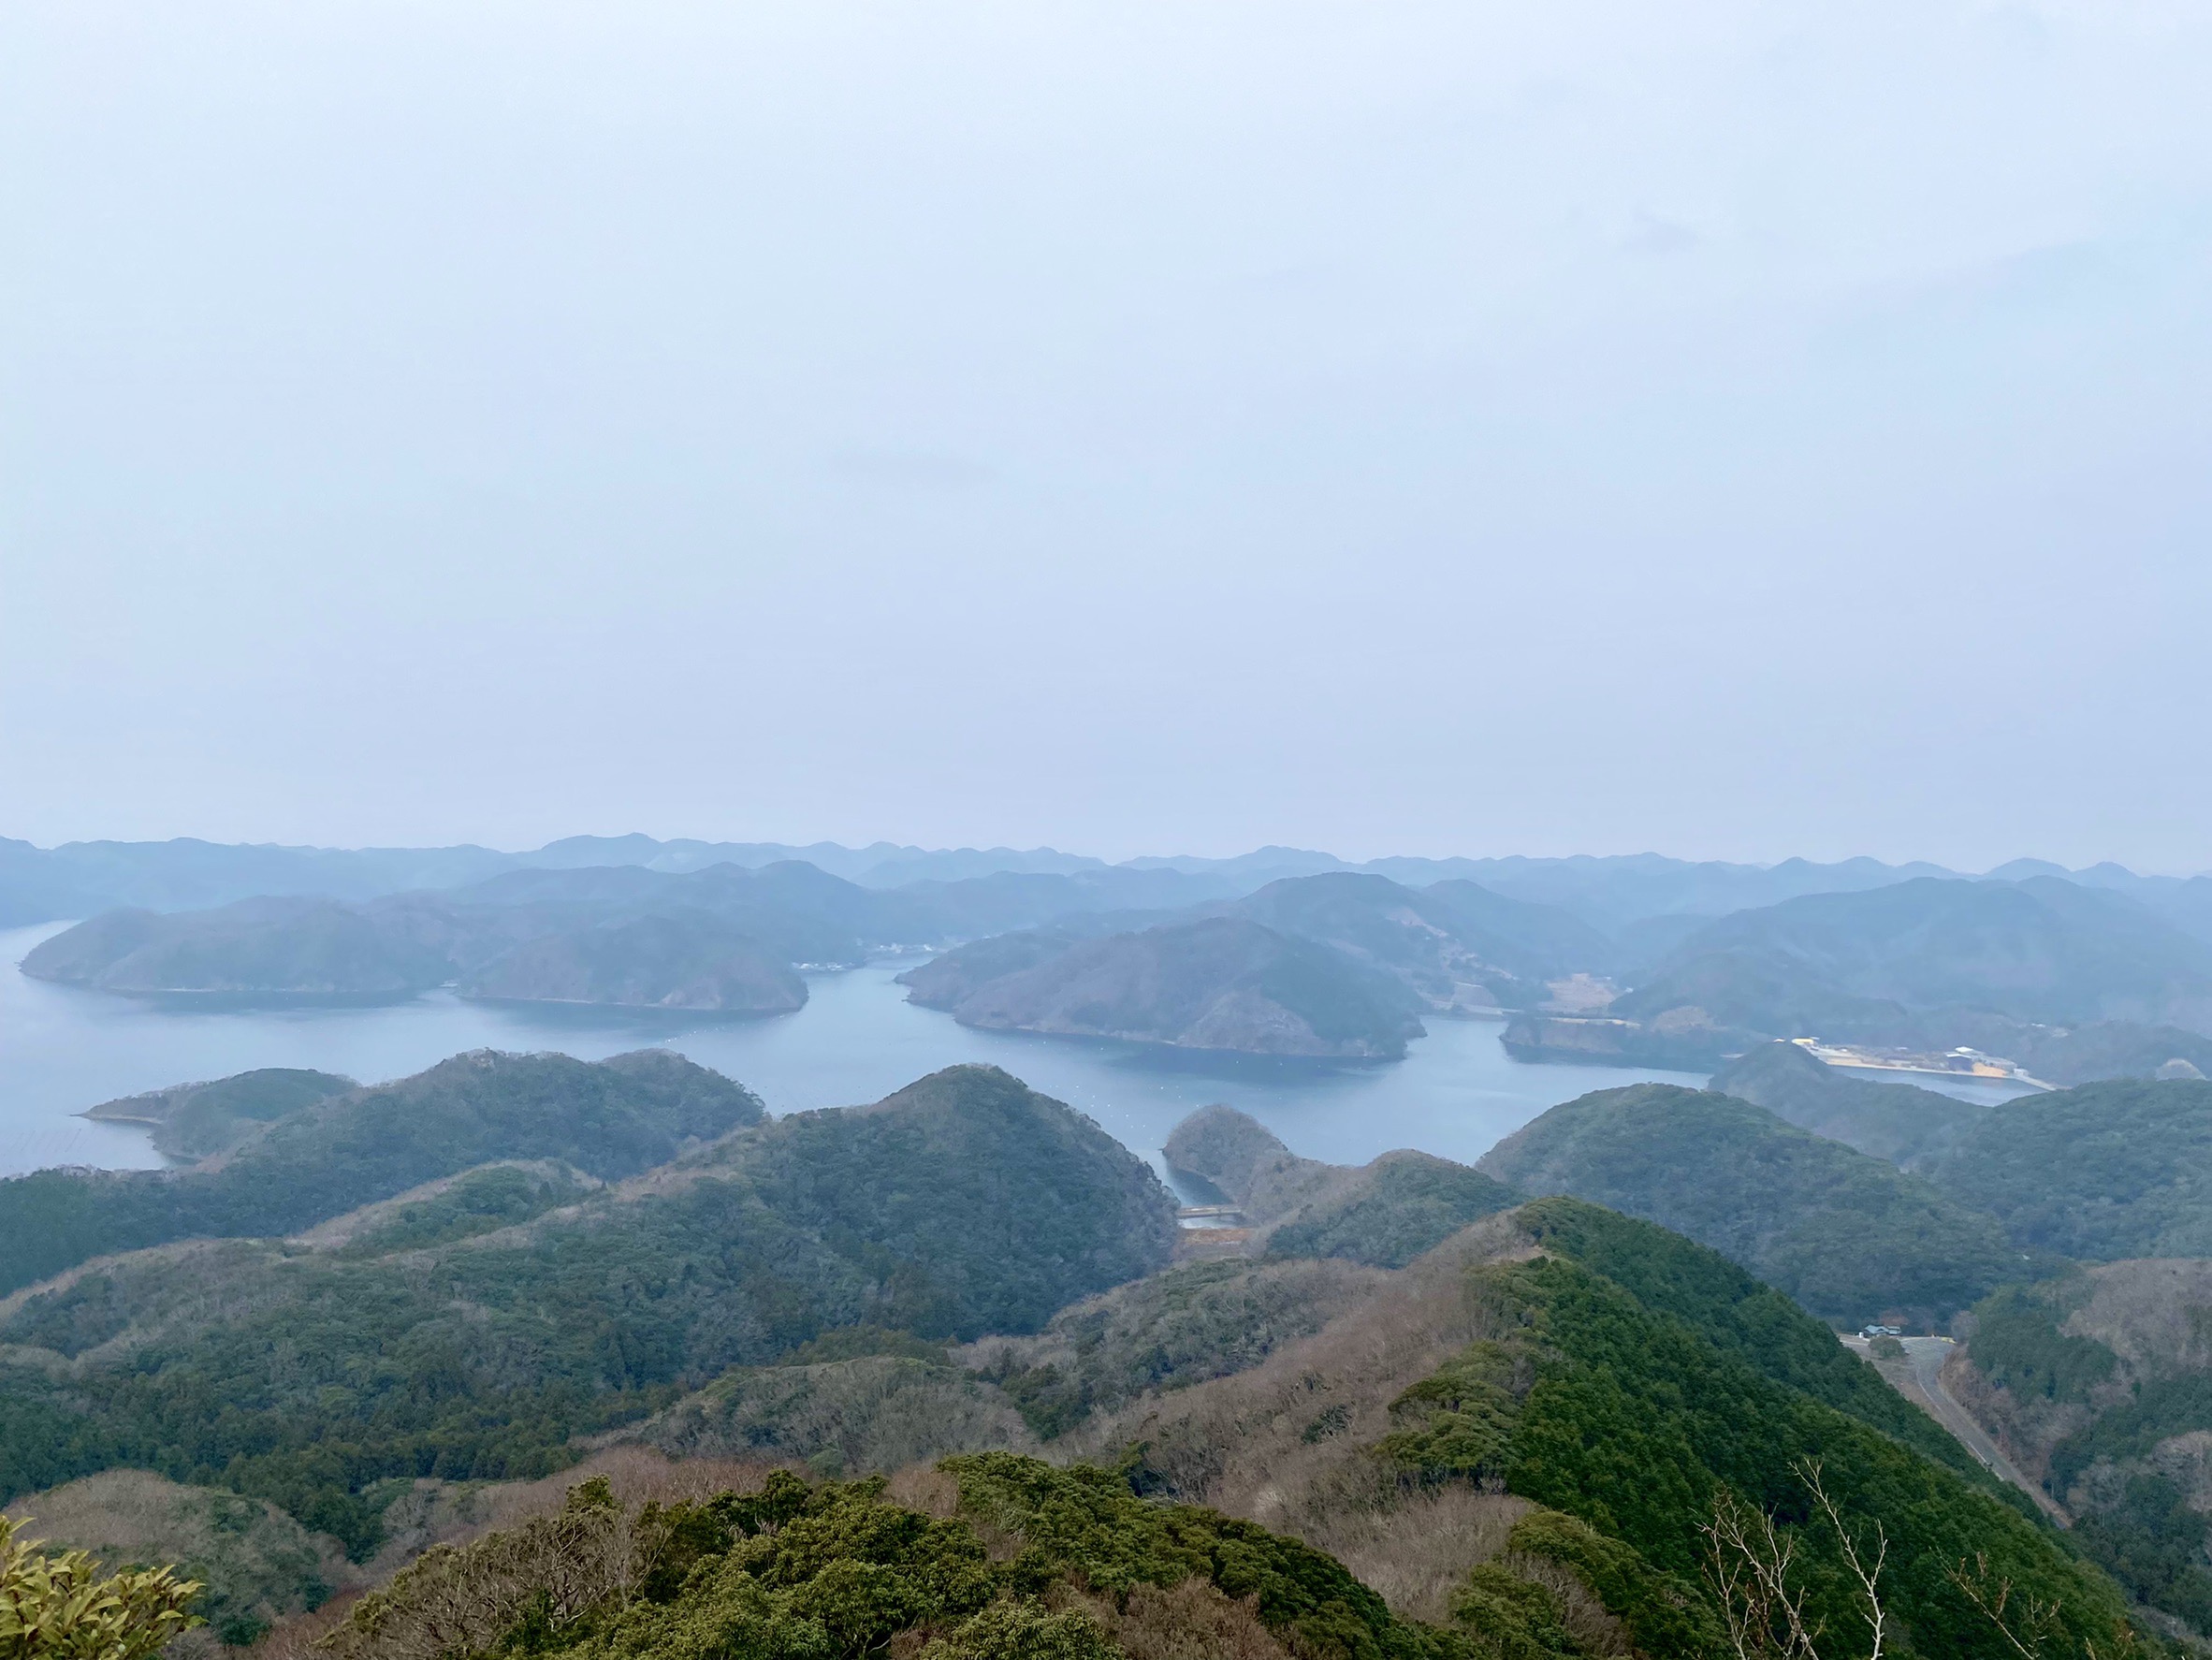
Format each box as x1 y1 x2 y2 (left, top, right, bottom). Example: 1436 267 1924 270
1698 1460 1885 1660
1944 1552 2144 1660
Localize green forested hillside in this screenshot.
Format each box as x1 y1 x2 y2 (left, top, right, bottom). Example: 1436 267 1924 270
0 1048 765 1295
453 913 808 1012
1660 876 2212 1031
1951 1260 2212 1632
0 1065 1176 1557
80 1066 357 1159
1080 1198 2141 1657
1929 1077 2212 1258
1263 1152 1521 1268
230 1201 2157 1660
1476 1084 2023 1324
933 916 1427 1058
1227 872 1563 1010
1159 1105 1519 1263
1707 1041 1985 1167
18 896 455 996
1410 1242 2132 1656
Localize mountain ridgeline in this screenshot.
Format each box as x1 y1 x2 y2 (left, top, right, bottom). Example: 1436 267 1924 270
0 1046 2192 1653
0 1060 1176 1555
23 843 2212 1083
1508 875 2212 1076
1476 1083 2025 1326
0 1049 767 1295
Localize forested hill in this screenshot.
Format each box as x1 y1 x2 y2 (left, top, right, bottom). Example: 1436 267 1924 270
1928 1076 2212 1258
1477 1083 2021 1325
0 1048 766 1295
0 1064 1176 1556
1708 1040 1984 1167
1160 1102 1521 1267
908 916 1429 1058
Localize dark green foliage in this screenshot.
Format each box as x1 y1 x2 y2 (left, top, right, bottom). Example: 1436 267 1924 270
941 1454 1457 1660
2070 1475 2212 1636
1376 1343 1524 1482
1931 1078 2212 1258
594 1474 1004 1660
1966 1282 2117 1403
979 1259 1376 1440
2049 1371 2212 1497
1447 1565 1579 1659
333 1164 596 1255
83 1068 357 1160
1502 1508 1719 1658
1480 1086 2021 1325
0 1067 1175 1558
989 1365 1092 1443
1437 1250 2141 1658
1265 1156 1520 1268
735 1067 1178 1340
0 1391 119 1503
1515 1197 1998 1483
1709 1041 1984 1168
0 1049 764 1295
321 1460 1502 1660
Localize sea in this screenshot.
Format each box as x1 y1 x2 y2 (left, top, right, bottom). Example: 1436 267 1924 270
0 922 2032 1188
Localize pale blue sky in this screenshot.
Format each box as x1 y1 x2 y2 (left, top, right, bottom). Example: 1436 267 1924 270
5 2 2210 869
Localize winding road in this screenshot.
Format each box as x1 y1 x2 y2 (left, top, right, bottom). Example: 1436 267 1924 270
1842 1334 2066 1524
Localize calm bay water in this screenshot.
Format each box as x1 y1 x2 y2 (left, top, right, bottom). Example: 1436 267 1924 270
7 919 2030 1186
0 921 1731 1183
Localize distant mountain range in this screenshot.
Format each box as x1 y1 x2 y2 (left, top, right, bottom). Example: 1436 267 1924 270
8 832 2210 933
16 832 2212 1082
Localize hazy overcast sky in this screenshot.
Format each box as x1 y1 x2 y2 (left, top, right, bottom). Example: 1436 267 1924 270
5 2 2209 869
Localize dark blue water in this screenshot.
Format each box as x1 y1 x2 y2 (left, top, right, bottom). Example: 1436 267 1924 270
2 920 2025 1184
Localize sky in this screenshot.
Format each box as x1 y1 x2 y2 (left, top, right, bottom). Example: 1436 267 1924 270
4 2 2210 872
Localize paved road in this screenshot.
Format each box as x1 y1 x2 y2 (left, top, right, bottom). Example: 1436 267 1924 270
1842 1334 2066 1523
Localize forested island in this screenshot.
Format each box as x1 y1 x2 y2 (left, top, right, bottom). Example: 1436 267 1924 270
21 844 2212 1085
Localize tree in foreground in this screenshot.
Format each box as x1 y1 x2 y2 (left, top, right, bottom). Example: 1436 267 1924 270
0 1516 200 1660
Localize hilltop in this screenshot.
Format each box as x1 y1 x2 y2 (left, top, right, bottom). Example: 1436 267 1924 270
1507 877 2212 1076
1161 1103 1521 1266
906 916 1427 1059
79 1067 356 1160
0 1064 1175 1557
1928 1077 2212 1258
1477 1083 2022 1325
1708 1040 1985 1167
1224 871 1606 1011
0 1048 765 1295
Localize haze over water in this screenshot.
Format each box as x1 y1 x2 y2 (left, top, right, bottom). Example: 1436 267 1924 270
0 924 2037 1186
0 923 1719 1184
